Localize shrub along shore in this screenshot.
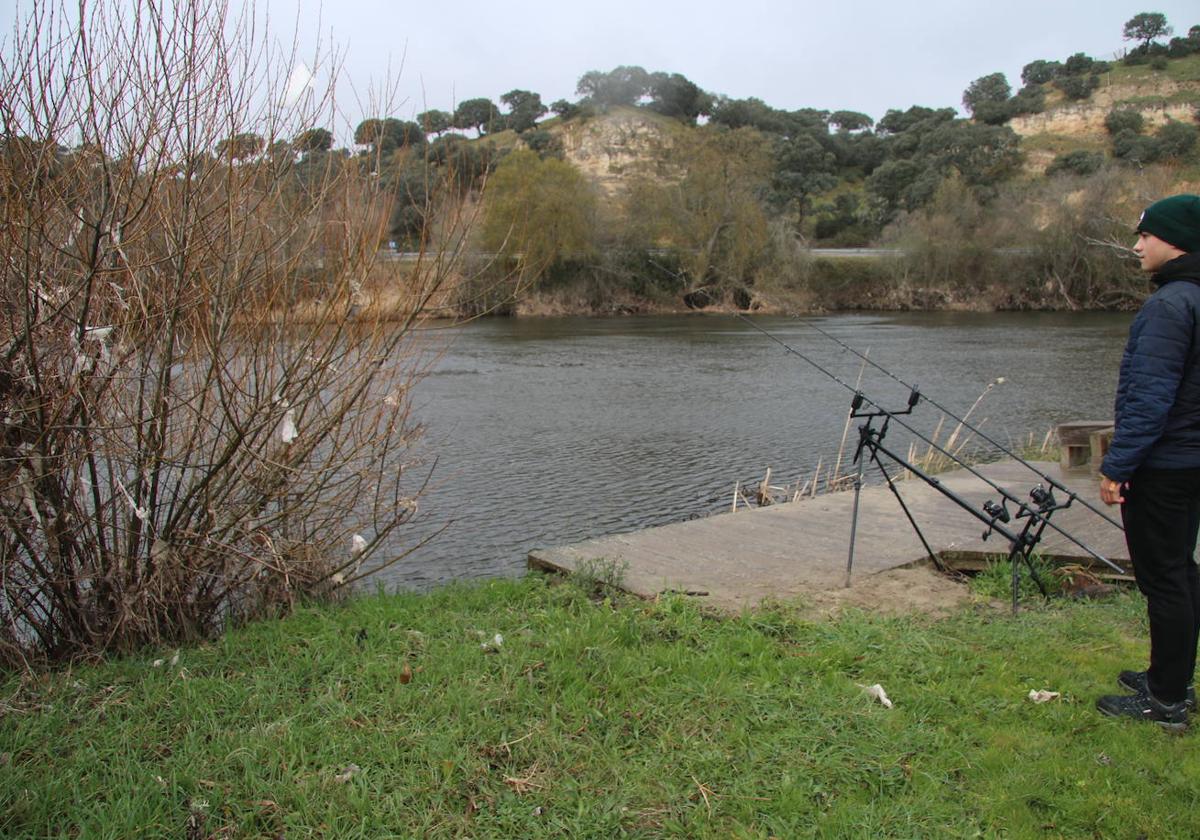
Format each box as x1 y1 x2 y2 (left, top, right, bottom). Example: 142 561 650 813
3 573 1198 838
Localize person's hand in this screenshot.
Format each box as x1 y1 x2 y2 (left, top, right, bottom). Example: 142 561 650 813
1100 474 1126 506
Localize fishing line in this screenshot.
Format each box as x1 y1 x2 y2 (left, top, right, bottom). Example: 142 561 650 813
788 314 1125 531
733 311 1121 568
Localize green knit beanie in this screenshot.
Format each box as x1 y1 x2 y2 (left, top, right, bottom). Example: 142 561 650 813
1137 194 1200 253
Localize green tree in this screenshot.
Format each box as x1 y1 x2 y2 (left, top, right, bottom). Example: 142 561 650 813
1021 59 1062 85
1123 12 1173 49
453 98 502 134
500 89 547 133
827 110 873 132
1009 84 1046 116
647 72 712 123
1045 150 1105 177
1104 109 1145 135
963 73 1012 122
354 118 425 156
708 97 788 133
1054 73 1100 100
772 133 837 220
214 132 264 161
481 149 597 278
866 158 924 210
625 127 773 297
1157 120 1198 158
1112 128 1162 164
575 66 650 109
876 106 956 135
417 109 452 136
917 122 1022 187
1062 53 1108 76
550 99 579 119
292 127 332 154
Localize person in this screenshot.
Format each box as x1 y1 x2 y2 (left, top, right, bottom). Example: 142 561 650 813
1097 194 1200 733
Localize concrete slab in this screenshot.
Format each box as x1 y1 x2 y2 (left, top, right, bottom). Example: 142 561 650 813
527 460 1128 611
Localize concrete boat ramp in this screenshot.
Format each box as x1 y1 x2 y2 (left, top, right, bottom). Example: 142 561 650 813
527 460 1129 611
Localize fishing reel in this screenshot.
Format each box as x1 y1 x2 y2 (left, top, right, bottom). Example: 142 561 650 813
981 499 1010 540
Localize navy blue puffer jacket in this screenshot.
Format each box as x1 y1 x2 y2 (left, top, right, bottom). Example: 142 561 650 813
1101 251 1200 481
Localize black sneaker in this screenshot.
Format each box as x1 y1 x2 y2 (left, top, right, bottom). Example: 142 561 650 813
1117 670 1196 710
1096 690 1189 732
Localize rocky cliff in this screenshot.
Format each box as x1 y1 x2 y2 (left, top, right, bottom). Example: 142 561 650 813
1009 79 1195 138
556 108 680 198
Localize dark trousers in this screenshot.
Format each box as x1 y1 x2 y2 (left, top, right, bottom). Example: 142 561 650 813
1122 466 1200 704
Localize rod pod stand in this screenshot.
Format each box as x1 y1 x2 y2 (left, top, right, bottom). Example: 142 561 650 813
845 388 927 588
843 390 1058 613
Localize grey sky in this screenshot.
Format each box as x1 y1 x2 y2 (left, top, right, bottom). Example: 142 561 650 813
2 0 1197 132
270 0 1198 125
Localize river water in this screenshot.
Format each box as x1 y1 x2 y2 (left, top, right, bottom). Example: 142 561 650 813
377 311 1132 589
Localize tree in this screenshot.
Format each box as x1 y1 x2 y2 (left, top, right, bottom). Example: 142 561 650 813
962 73 1012 121
917 122 1022 187
575 66 650 109
452 97 501 134
1021 59 1062 86
1054 73 1101 100
481 149 597 278
1045 150 1105 177
625 127 774 298
647 72 713 123
827 110 873 132
500 89 547 133
1123 12 1173 49
417 109 452 136
1009 85 1046 117
1062 53 1108 76
0 0 452 665
1156 120 1198 158
293 127 333 154
215 132 264 161
1104 109 1145 135
1112 128 1163 164
708 96 787 133
772 133 837 220
866 158 926 214
876 106 956 135
355 118 425 162
550 99 579 119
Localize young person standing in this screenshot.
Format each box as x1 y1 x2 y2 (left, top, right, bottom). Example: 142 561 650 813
1097 194 1200 732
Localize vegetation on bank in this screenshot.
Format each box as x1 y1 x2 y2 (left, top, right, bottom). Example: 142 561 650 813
4 574 1198 838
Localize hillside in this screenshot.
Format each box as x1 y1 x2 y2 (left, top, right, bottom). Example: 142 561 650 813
1010 54 1200 174
425 31 1200 314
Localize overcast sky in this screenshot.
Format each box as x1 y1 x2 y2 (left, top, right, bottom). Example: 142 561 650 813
265 0 1199 124
2 0 1198 130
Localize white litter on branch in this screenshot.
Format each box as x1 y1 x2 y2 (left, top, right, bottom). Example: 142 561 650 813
858 682 894 708
284 62 315 106
351 534 368 556
280 408 297 444
1027 689 1061 703
115 478 148 522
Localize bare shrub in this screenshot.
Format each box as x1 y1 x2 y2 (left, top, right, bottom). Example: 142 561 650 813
0 0 464 666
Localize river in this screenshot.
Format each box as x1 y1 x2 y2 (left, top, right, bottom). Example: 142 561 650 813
375 311 1132 589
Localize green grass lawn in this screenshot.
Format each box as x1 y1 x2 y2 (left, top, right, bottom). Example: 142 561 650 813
2 573 1196 839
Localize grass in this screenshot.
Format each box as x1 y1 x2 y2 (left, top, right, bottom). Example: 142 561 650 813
2 574 1198 838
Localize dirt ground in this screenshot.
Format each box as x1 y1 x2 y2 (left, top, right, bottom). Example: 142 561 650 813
781 564 990 620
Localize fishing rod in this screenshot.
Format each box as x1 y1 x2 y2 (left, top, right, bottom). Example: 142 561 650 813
848 383 1121 572
734 312 1124 576
787 314 1124 532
